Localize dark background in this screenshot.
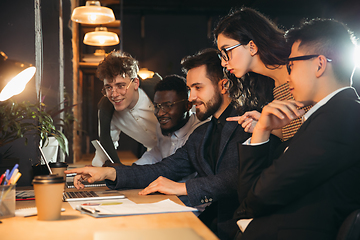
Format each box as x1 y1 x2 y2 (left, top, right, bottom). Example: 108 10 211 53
0 0 359 185
2 0 360 77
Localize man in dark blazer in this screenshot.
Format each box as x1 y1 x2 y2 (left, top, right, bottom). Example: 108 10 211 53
66 49 252 240
234 19 360 240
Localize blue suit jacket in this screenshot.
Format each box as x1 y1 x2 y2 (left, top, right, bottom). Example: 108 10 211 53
235 88 360 240
107 106 251 239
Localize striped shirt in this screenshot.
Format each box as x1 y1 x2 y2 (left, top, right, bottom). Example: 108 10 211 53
273 82 312 141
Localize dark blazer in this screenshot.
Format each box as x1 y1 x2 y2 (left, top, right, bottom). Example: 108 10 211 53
107 107 251 240
235 88 360 240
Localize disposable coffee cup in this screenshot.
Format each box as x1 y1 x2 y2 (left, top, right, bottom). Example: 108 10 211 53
49 162 68 180
32 175 65 221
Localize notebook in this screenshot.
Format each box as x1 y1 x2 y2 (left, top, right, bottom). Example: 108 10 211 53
65 173 106 189
66 180 106 189
63 189 125 202
16 190 35 201
65 140 112 189
15 207 65 217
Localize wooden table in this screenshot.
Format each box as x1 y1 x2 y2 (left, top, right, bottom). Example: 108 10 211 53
1 188 218 240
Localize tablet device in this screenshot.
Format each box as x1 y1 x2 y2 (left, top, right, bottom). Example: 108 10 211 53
91 140 114 164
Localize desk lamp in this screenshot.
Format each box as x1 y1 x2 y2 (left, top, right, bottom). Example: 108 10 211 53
0 51 36 101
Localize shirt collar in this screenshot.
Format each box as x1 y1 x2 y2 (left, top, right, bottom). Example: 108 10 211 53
130 88 150 110
212 103 234 126
303 86 352 122
172 113 196 138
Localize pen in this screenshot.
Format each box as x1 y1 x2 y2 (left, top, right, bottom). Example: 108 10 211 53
80 205 99 214
0 173 5 185
4 169 9 185
10 172 21 185
8 169 19 185
8 164 19 181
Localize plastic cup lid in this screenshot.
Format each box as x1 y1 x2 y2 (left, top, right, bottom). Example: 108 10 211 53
32 174 65 184
49 162 68 168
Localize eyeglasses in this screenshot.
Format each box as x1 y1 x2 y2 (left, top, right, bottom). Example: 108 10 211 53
286 55 332 75
101 78 134 96
218 43 242 62
153 99 187 114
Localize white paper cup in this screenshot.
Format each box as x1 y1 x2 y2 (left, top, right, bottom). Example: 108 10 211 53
32 175 64 221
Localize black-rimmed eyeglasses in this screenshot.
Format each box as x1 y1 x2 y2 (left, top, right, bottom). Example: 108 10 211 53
286 55 332 75
218 43 242 62
153 99 187 114
101 78 135 96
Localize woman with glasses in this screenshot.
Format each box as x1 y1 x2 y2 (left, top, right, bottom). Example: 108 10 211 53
214 7 311 141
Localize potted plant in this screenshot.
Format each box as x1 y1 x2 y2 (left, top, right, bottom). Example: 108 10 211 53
0 99 69 155
39 93 78 162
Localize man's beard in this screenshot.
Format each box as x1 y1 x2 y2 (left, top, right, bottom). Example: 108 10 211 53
195 89 223 121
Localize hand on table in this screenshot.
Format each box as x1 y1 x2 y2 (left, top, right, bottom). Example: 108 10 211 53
64 167 116 190
138 176 187 196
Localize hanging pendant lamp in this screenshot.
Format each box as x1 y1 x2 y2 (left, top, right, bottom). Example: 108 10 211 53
83 27 119 46
71 1 115 24
138 68 155 80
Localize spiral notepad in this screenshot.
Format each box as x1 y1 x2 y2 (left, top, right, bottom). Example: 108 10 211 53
66 181 106 189
15 207 65 217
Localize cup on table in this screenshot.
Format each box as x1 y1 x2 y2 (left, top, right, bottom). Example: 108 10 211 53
32 175 65 221
0 185 15 219
49 162 68 180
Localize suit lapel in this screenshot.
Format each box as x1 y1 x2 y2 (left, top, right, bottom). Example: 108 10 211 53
200 119 216 174
216 109 239 171
285 88 359 147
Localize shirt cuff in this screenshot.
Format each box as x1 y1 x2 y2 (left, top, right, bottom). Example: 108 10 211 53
243 137 269 146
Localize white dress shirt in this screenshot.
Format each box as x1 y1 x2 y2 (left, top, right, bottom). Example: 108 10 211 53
92 88 158 166
135 112 208 165
302 86 351 122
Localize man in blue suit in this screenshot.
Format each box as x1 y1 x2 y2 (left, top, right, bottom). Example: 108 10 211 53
66 48 272 239
235 19 360 240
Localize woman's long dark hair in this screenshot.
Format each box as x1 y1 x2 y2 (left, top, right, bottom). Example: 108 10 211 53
227 70 274 112
214 7 290 68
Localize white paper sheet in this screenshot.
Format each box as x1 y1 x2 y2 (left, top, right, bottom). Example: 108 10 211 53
80 199 198 217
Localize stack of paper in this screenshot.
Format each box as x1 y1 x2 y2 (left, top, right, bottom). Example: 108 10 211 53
77 199 198 218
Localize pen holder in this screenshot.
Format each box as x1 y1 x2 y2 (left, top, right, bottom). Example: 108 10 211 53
0 185 15 219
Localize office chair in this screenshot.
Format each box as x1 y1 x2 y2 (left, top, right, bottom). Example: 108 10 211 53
336 209 360 240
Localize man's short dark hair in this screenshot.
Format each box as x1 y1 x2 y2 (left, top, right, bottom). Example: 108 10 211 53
181 48 223 85
285 18 357 83
154 75 188 101
96 51 139 82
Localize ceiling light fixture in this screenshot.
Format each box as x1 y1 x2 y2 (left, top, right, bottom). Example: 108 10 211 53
138 68 155 80
71 1 115 24
83 27 119 46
